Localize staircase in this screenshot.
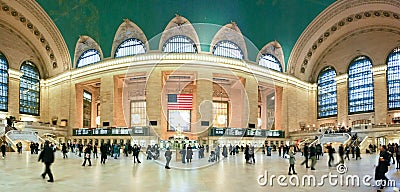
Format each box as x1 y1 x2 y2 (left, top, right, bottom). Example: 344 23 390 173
5 130 44 151
318 133 351 145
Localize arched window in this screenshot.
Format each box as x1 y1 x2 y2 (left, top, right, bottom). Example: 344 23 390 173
162 35 197 53
76 49 101 68
258 54 282 72
20 61 40 115
348 56 374 114
387 47 400 109
115 38 146 58
0 53 8 111
317 67 337 118
212 40 244 60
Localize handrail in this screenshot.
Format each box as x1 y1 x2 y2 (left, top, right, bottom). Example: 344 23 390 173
4 131 18 152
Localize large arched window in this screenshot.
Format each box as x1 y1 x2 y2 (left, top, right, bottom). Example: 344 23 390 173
0 53 8 111
76 49 101 68
317 67 337 118
212 40 244 60
20 61 40 115
348 56 374 114
115 38 146 58
258 54 282 72
387 47 400 110
162 35 197 53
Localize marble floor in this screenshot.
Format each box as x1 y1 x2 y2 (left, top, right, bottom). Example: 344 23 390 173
0 150 399 192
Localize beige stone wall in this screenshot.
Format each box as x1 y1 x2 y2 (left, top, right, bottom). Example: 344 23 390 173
284 84 313 132
195 70 213 133
8 77 20 119
244 75 259 127
373 70 388 125
100 76 114 126
146 67 162 138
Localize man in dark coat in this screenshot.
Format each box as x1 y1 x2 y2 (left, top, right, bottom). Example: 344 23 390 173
301 143 310 168
375 145 390 190
82 144 92 166
132 144 141 163
38 141 54 182
100 143 107 164
327 143 335 167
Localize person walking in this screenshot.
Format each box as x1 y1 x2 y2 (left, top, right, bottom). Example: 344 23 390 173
316 144 322 160
38 141 54 182
344 144 350 161
327 143 335 167
222 145 228 158
132 144 141 163
338 144 344 164
1 142 6 159
82 144 92 166
248 144 255 163
300 143 310 168
355 145 361 160
165 147 172 169
375 145 390 190
215 145 220 162
186 145 193 163
180 144 186 164
396 143 400 169
62 143 68 159
309 144 317 170
93 144 98 158
100 143 107 164
288 146 297 175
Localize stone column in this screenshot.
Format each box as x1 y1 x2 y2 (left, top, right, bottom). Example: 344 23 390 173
146 68 162 137
8 69 23 119
334 74 348 126
195 70 213 133
100 75 114 126
274 86 283 130
244 75 259 128
372 65 387 125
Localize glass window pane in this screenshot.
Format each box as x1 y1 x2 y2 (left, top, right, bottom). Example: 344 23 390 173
348 56 374 114
258 54 282 72
162 35 197 53
317 67 337 118
0 53 7 111
115 38 146 58
212 40 243 60
387 47 400 110
19 61 39 115
76 49 101 68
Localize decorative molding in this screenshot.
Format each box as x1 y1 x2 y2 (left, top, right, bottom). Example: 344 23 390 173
44 53 315 91
289 0 400 78
210 22 248 60
159 15 200 52
8 68 23 79
371 64 387 75
334 74 348 84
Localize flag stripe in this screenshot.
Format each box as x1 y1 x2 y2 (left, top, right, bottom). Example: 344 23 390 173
168 94 192 110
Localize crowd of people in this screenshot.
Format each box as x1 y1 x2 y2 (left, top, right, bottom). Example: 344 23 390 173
1 137 399 192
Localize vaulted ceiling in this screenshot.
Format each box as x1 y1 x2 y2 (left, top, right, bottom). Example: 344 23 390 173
35 0 335 67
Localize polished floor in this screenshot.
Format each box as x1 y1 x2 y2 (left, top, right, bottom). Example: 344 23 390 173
0 149 398 192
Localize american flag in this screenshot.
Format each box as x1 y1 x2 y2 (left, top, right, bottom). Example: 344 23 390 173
167 94 193 110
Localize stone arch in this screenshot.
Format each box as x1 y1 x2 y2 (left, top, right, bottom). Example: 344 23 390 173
159 14 200 52
111 19 148 57
257 41 285 72
73 36 103 68
288 0 400 81
210 22 248 60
